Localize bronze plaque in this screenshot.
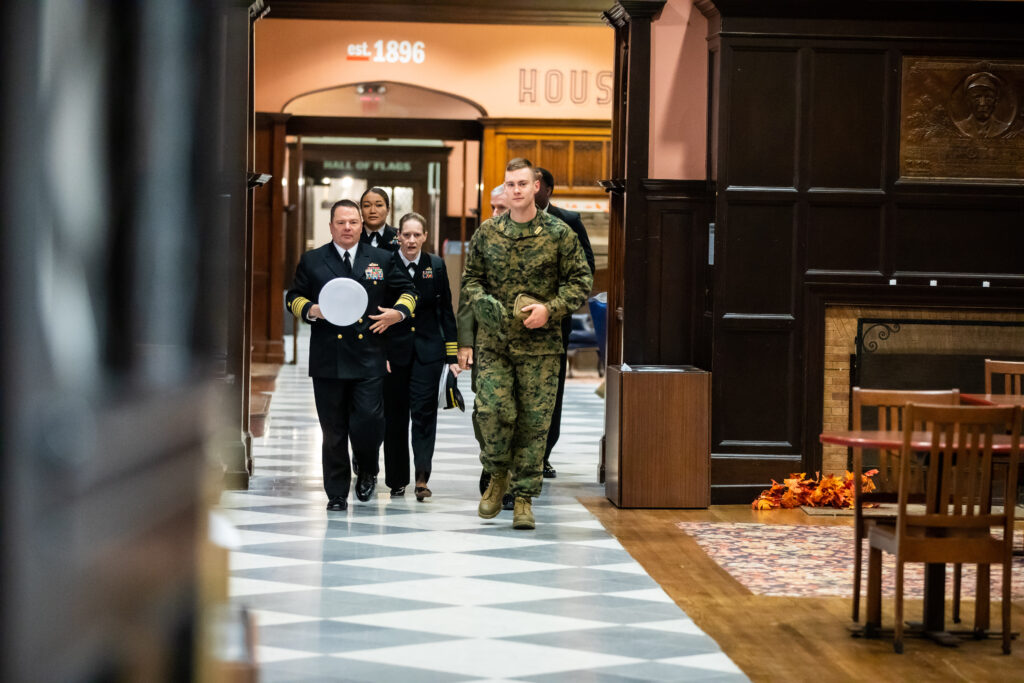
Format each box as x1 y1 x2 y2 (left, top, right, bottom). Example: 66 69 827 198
900 57 1024 183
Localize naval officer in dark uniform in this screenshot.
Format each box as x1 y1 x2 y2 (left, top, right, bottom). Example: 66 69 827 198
360 186 400 251
286 199 418 510
383 212 460 501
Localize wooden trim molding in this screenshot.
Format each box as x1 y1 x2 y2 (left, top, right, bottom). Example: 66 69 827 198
266 0 610 25
286 116 483 140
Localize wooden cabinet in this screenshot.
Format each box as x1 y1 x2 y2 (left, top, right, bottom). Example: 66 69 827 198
481 118 610 198
605 365 711 508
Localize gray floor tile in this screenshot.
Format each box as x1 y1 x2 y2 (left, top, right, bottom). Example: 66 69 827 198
242 539 430 562
258 620 457 653
316 657 478 683
493 595 688 624
468 543 634 568
482 567 658 593
231 563 436 587
504 624 722 659
232 588 445 618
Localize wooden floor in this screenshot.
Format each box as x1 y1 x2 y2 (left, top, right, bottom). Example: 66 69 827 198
582 499 1024 682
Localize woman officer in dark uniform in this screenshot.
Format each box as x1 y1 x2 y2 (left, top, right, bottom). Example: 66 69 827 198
359 187 399 251
383 212 460 501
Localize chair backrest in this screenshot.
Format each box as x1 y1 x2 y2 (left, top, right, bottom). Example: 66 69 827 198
984 358 1024 395
897 403 1021 536
851 388 960 492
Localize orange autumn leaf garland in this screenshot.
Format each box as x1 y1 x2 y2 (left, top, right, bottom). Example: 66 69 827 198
751 470 877 510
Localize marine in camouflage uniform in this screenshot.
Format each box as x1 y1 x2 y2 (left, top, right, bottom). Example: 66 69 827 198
460 207 593 503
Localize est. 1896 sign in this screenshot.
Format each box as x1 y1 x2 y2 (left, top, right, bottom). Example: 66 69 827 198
347 40 425 64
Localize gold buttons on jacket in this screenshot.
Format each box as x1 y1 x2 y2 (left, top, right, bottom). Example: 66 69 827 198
358 333 364 339
411 326 416 332
337 334 343 339
411 313 416 318
358 318 363 323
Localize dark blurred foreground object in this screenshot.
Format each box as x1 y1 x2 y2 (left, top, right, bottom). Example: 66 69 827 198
1 1 255 681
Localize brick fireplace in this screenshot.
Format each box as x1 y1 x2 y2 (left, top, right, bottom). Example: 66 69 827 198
821 306 1024 475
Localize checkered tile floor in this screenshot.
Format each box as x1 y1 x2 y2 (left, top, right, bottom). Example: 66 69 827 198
219 330 746 682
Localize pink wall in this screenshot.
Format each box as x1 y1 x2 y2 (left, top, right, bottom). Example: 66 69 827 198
649 0 709 180
255 19 613 120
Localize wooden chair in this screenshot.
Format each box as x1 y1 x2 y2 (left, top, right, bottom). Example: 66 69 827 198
865 403 1022 654
985 358 1024 395
849 388 960 623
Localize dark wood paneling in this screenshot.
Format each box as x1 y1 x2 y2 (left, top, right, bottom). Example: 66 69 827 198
251 114 287 364
711 455 803 503
641 180 715 366
892 204 1024 277
720 202 795 313
603 1 666 368
574 140 604 187
707 3 1024 505
726 48 798 188
806 203 882 274
808 50 886 189
540 139 570 184
713 329 797 449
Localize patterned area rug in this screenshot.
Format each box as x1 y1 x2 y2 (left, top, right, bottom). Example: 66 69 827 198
676 522 1024 600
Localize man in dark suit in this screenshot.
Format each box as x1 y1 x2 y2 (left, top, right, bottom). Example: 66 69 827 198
535 167 595 479
286 199 418 511
383 212 460 501
360 186 400 251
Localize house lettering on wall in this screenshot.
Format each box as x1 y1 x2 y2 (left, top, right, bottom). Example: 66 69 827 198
519 69 613 105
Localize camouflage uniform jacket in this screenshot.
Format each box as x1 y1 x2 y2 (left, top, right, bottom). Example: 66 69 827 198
460 209 593 356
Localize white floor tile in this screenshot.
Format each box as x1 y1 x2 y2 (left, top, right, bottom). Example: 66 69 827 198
331 605 613 639
336 530 552 554
331 575 587 605
251 610 324 626
257 645 322 663
229 551 314 571
335 638 642 678
229 577 311 597
236 529 320 546
632 619 708 636
335 552 571 577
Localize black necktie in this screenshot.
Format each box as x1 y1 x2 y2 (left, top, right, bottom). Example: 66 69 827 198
341 251 352 277
408 261 416 279
371 234 379 247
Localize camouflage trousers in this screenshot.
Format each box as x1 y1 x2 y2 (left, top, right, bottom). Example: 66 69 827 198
475 347 560 497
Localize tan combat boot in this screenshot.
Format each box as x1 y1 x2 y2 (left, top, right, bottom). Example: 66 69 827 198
478 471 510 519
512 496 535 530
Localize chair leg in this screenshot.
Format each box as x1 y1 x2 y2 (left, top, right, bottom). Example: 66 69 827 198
976 564 991 634
894 559 905 654
1003 561 1012 655
952 562 962 624
866 545 882 633
852 531 863 622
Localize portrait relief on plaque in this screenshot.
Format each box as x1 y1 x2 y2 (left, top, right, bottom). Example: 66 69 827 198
900 57 1024 183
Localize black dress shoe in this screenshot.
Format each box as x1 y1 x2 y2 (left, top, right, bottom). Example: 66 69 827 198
543 462 557 478
326 497 347 511
390 486 405 497
501 492 515 511
355 474 377 502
